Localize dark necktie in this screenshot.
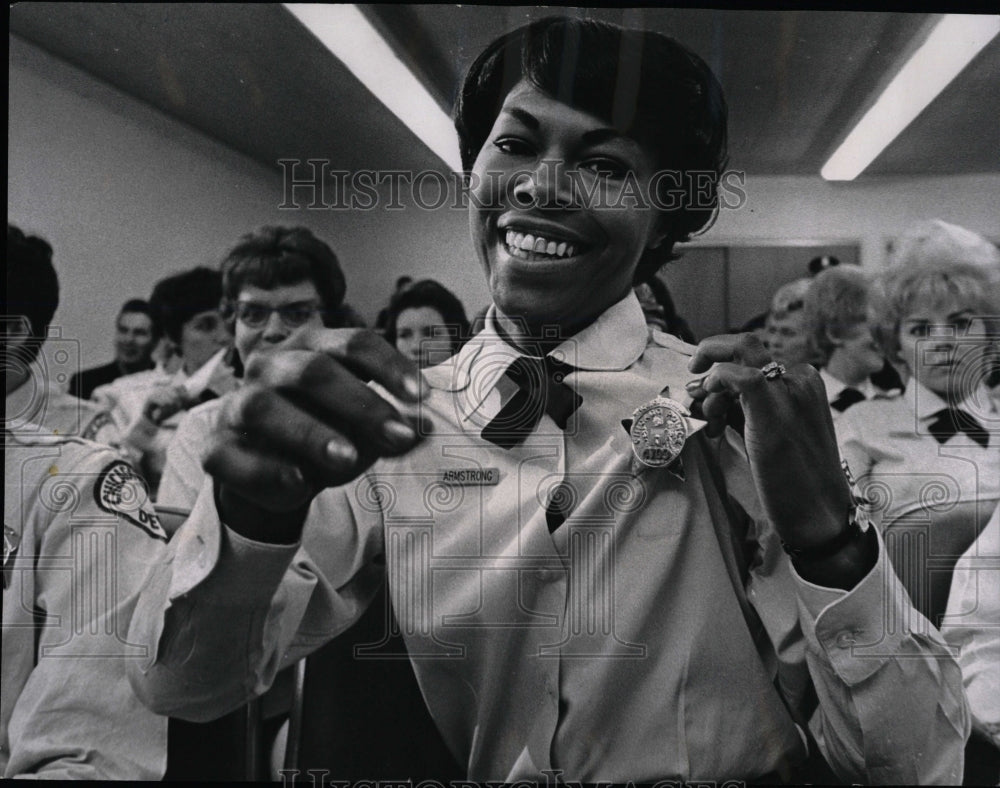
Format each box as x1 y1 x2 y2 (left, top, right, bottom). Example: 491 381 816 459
481 356 582 449
927 408 990 449
831 387 866 413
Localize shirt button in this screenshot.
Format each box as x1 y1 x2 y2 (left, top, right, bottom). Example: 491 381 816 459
835 630 857 648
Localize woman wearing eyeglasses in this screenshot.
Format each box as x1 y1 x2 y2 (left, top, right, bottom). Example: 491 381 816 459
156 226 346 511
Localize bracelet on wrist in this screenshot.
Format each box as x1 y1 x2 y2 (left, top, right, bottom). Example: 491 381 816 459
781 503 872 561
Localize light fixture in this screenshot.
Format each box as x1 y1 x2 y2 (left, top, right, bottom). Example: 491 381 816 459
283 3 463 172
821 14 999 181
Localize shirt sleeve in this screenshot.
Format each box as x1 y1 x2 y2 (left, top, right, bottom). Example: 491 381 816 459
789 527 970 784
835 409 876 487
5 448 168 779
127 475 385 723
157 407 208 510
80 407 122 447
940 505 1000 747
717 428 970 784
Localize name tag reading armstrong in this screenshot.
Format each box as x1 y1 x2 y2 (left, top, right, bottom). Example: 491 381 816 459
440 468 501 486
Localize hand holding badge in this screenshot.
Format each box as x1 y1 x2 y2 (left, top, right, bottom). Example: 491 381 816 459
684 333 857 560
625 388 707 478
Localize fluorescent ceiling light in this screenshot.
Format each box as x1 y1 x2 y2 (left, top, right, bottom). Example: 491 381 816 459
284 3 463 172
822 14 999 181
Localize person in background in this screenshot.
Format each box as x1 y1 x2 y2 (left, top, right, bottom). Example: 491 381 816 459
157 227 458 779
634 275 696 344
69 299 158 399
158 228 346 512
374 274 414 332
93 267 235 497
128 17 967 783
836 222 1000 782
3 225 166 778
738 312 770 348
802 266 895 418
940 502 1000 785
383 279 470 368
765 277 815 366
886 218 1000 394
5 225 117 444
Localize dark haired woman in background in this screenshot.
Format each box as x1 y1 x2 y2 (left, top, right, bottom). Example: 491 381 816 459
383 279 470 368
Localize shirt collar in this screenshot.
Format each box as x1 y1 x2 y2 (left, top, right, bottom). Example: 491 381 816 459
422 292 649 405
5 361 60 431
818 367 874 403
908 379 996 421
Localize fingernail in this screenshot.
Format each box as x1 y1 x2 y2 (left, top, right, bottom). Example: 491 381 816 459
326 440 358 465
685 378 704 391
403 375 422 400
383 419 417 446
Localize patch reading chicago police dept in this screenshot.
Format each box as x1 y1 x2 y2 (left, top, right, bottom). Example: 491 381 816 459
440 468 501 486
93 461 168 541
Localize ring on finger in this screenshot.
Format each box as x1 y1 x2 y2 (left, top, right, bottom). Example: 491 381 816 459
761 361 786 380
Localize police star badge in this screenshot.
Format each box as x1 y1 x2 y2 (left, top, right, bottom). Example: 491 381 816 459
620 387 708 479
630 396 692 468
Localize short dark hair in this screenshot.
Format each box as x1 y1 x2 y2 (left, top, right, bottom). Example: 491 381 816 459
118 298 161 341
5 224 58 364
220 226 347 328
384 279 470 355
149 267 224 345
454 16 728 282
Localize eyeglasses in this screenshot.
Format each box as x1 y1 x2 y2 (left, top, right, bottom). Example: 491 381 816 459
232 300 323 329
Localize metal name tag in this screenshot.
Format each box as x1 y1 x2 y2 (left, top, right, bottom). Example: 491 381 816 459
440 468 501 485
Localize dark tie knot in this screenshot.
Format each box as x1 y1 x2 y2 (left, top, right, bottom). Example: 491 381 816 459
481 355 582 448
831 387 866 413
928 407 990 448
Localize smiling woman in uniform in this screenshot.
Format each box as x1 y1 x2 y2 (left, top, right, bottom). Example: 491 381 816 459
128 17 968 783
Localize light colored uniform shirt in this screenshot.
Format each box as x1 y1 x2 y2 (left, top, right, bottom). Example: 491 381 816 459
91 361 176 428
818 368 875 415
129 294 967 783
92 349 236 498
3 428 168 778
7 365 119 445
157 397 227 511
838 378 999 767
837 382 1000 537
941 503 1000 746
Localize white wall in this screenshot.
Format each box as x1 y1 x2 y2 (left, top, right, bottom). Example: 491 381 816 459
9 35 998 377
702 172 1000 267
8 36 482 375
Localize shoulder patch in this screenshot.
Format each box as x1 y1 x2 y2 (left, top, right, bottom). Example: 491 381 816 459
93 461 168 541
649 329 697 357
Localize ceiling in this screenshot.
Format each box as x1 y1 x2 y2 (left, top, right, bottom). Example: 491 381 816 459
9 3 1000 179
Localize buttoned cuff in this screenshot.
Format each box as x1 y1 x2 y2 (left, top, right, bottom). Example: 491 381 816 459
792 527 921 685
167 475 300 605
